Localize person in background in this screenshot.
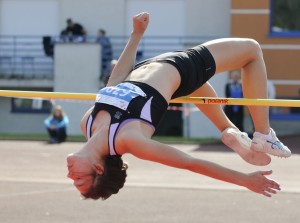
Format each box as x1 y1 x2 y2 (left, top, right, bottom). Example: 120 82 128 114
61 18 86 42
44 105 69 144
96 29 113 85
267 80 276 100
267 80 276 121
224 70 244 131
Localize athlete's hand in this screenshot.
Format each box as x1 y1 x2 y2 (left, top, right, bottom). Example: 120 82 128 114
132 12 149 35
245 170 281 197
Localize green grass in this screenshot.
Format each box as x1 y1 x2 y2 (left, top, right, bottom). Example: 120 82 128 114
0 133 221 145
0 133 85 142
152 136 221 144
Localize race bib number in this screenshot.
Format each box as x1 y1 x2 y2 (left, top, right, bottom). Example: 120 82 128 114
95 82 146 110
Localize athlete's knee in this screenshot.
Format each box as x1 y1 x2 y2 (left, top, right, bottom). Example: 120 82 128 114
243 38 263 60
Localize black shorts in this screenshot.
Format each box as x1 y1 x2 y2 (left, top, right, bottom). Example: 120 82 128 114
133 45 216 99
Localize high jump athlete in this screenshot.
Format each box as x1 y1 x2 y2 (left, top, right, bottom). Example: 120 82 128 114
67 12 291 200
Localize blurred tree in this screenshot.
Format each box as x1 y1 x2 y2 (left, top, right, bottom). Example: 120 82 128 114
272 0 300 31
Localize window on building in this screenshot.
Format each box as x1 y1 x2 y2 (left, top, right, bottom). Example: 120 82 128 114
11 98 52 113
270 0 300 37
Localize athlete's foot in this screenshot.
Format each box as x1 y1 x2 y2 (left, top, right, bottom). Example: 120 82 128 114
251 128 291 158
221 127 271 166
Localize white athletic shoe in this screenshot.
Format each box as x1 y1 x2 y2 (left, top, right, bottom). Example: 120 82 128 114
221 127 271 166
250 128 291 158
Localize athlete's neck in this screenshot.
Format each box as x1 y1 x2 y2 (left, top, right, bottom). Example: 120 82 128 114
77 126 109 164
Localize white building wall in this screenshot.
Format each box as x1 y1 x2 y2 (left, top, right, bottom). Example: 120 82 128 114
125 0 186 36
54 43 100 135
185 0 231 37
0 0 231 37
0 98 48 134
0 0 60 35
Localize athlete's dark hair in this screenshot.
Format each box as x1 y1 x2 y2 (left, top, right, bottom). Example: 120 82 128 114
82 155 128 200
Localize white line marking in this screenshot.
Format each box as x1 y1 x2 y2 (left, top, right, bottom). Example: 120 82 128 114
271 80 300 85
261 44 300 50
231 9 270 14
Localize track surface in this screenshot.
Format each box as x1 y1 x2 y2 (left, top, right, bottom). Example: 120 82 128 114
0 139 299 223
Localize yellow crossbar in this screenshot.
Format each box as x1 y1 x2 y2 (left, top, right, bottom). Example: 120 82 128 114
0 90 300 107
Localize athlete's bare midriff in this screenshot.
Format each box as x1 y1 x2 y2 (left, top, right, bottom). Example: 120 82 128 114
125 62 181 102
81 62 180 150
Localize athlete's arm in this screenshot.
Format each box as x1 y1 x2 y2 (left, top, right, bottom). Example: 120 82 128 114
121 132 280 197
80 106 94 140
106 12 149 86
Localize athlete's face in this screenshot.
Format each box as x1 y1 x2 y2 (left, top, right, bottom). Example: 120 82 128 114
67 154 96 194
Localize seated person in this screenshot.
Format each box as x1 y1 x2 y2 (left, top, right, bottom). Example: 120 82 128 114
61 18 86 42
44 105 69 143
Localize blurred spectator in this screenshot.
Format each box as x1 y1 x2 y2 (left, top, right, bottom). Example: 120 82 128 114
61 18 86 42
99 59 118 87
44 105 69 144
267 80 276 99
267 79 277 115
224 70 244 131
96 29 113 84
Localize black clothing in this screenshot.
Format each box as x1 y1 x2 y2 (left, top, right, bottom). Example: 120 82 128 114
66 23 85 36
133 45 216 99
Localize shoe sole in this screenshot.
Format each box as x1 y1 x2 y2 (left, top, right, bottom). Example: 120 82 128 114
222 132 271 166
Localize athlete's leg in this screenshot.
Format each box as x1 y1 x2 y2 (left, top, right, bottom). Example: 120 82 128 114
189 82 235 131
203 38 269 133
203 38 291 157
190 82 271 166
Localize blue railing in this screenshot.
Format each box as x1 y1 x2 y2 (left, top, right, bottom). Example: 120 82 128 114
0 35 217 79
0 36 54 78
